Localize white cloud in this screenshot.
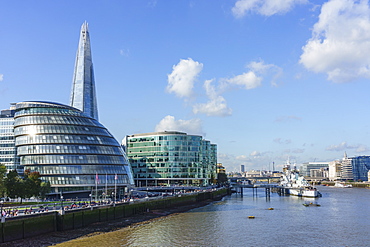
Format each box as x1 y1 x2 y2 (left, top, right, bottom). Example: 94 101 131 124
226 71 262 89
193 79 232 117
247 61 283 87
325 141 370 153
300 0 370 83
155 115 204 136
166 58 203 98
119 49 130 57
232 0 307 18
0 74 3 81
275 115 302 122
274 138 292 144
250 151 261 157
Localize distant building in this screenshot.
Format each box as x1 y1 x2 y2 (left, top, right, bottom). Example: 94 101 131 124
246 170 261 177
0 104 21 174
351 156 370 181
341 152 353 180
300 162 329 177
240 164 245 173
217 163 226 174
123 131 217 187
328 160 342 181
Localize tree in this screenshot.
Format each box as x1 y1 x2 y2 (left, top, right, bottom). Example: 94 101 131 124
40 181 51 201
4 170 22 200
0 164 7 197
217 173 228 185
23 169 42 199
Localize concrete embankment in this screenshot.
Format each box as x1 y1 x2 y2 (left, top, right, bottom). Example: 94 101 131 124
0 188 230 244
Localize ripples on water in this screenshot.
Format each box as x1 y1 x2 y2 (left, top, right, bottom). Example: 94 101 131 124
58 186 370 247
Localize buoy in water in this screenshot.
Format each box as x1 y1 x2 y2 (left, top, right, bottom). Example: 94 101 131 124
248 216 255 219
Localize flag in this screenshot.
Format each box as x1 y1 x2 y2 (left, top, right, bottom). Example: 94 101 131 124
115 174 118 180
96 173 99 184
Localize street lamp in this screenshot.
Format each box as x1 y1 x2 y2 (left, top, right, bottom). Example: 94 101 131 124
60 192 64 215
0 200 4 223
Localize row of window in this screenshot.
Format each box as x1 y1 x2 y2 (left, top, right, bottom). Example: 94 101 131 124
128 135 202 143
15 106 84 118
133 168 205 173
27 164 128 175
0 129 14 134
42 175 131 185
134 173 209 179
130 157 202 163
21 154 126 165
130 162 211 168
15 134 118 146
0 136 15 141
17 144 121 155
127 141 202 148
15 115 102 128
14 125 110 137
128 146 201 152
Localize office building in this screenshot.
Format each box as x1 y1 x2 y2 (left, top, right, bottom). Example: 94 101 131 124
351 156 370 181
14 101 134 195
299 162 329 177
70 21 99 120
123 131 217 187
0 104 21 174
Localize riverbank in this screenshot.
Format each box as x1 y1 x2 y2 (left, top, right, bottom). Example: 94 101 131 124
1 198 219 247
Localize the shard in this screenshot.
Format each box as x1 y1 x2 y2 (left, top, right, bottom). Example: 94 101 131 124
70 21 99 120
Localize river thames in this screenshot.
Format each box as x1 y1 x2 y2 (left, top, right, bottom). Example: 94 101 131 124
56 186 370 247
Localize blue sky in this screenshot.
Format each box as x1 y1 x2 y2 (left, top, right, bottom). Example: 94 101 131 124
1 0 370 172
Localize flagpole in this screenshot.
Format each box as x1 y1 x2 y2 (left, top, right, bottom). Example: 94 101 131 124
114 174 117 202
95 173 98 203
105 173 108 203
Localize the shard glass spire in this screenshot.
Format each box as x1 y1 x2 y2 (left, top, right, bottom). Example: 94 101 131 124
70 21 99 120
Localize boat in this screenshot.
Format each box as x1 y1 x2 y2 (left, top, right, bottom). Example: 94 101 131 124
303 202 321 207
334 182 352 188
279 168 322 198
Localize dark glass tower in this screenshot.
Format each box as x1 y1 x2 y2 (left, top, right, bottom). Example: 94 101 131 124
70 22 99 121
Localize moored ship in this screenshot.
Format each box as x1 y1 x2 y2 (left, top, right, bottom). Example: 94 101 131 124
280 167 321 198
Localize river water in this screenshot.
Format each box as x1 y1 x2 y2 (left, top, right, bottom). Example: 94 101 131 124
57 186 370 247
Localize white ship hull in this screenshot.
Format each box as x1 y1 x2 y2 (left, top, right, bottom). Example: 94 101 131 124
288 187 320 197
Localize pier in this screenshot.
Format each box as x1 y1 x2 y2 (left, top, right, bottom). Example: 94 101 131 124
232 184 277 199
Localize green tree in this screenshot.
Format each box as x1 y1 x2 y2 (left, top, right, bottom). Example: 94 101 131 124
0 164 7 197
40 181 51 201
217 173 228 185
4 170 22 200
23 169 42 199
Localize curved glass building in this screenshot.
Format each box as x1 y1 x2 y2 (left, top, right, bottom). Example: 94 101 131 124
14 101 134 194
123 131 217 187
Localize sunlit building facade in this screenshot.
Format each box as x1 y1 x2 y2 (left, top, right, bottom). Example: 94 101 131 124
123 131 217 187
14 101 134 194
0 104 21 174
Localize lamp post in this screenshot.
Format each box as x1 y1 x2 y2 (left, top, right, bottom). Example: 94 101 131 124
60 192 64 215
0 200 4 223
89 192 93 210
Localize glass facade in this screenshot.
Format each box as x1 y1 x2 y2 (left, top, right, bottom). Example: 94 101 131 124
0 104 21 174
123 131 217 187
14 101 134 193
351 156 370 181
70 21 99 120
299 162 329 177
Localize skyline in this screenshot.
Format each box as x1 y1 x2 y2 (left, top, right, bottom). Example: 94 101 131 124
1 0 370 172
